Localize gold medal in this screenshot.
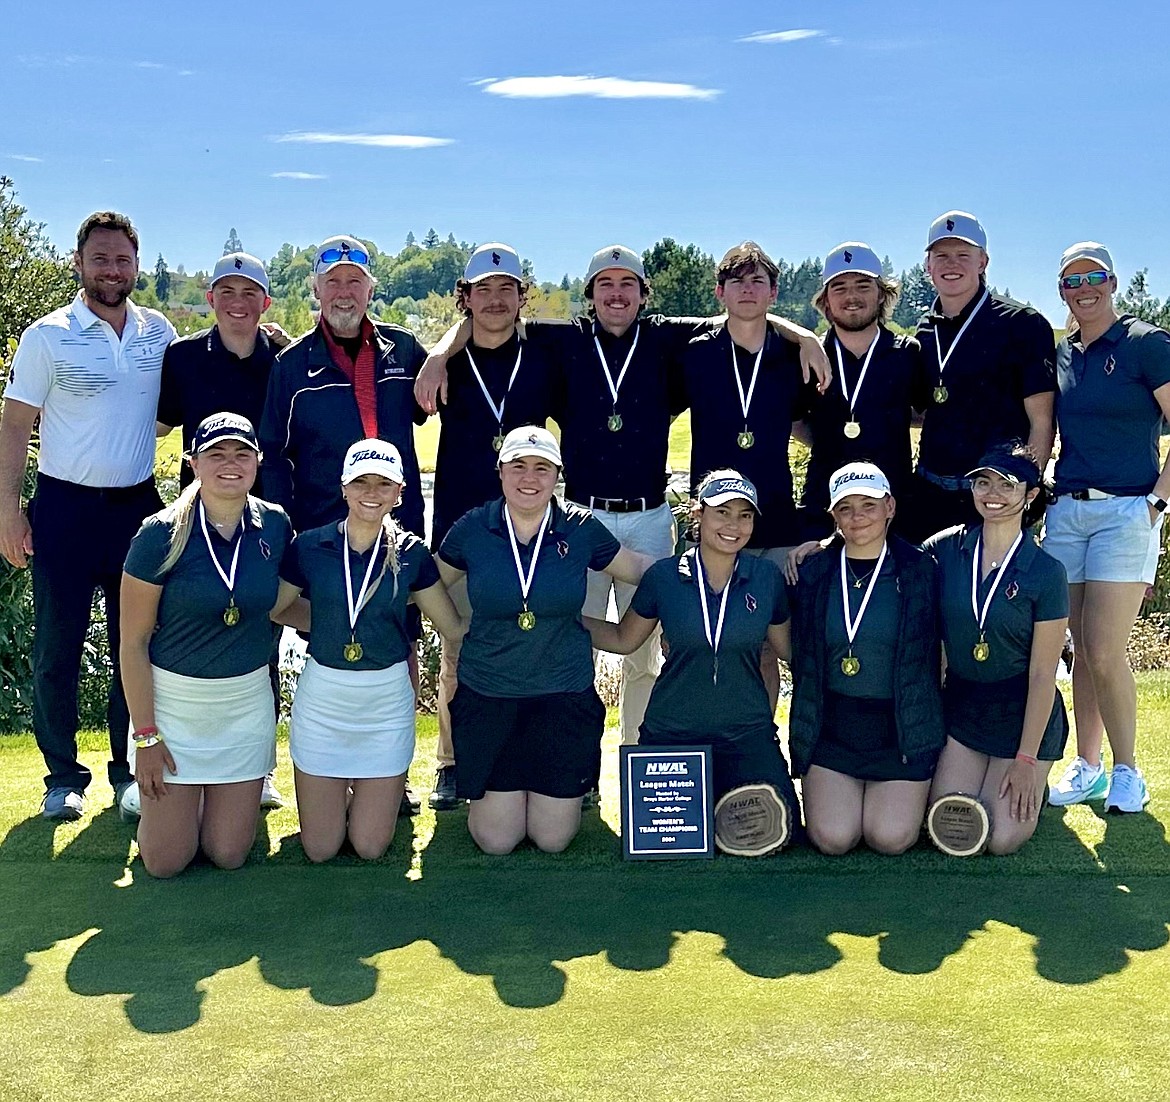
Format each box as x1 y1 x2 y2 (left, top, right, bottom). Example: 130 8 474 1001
973 640 990 662
737 430 755 449
517 609 537 631
343 640 364 662
223 602 240 627
492 433 505 452
607 414 623 432
843 420 861 439
933 385 949 404
840 654 860 677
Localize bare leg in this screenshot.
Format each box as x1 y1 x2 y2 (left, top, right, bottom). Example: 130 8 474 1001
1066 584 1104 764
1076 581 1147 767
861 779 930 855
981 758 1052 856
200 778 263 869
801 766 865 855
137 784 203 878
293 768 351 863
468 790 528 855
929 737 990 804
759 640 782 716
347 775 406 859
525 793 584 853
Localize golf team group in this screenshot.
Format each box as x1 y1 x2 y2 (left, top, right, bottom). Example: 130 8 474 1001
2 207 1168 877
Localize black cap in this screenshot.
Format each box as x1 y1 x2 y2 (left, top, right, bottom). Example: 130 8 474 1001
190 412 260 456
965 450 1040 489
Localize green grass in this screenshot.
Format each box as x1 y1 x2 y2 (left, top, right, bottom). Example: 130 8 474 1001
2 679 1170 1100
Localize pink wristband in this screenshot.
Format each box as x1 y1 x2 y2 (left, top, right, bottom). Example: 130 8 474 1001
1015 752 1039 766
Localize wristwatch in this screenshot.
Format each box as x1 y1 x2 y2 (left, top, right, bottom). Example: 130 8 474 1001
1146 493 1168 513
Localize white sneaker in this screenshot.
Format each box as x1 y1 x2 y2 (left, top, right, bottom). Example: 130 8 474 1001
1104 764 1150 814
1048 756 1108 806
260 774 284 809
117 781 141 823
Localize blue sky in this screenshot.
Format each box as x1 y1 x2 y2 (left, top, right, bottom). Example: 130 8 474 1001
4 1 1168 323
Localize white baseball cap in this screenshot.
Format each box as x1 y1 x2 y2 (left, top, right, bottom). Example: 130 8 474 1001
342 438 404 484
927 211 987 251
1059 241 1114 276
464 242 523 283
828 462 892 509
498 425 562 466
822 242 883 285
314 235 373 277
585 244 645 286
211 252 270 294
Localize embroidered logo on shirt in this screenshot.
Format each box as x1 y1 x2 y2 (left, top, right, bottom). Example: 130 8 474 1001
745 593 757 613
1005 580 1019 600
1104 355 1116 376
259 538 272 560
557 540 569 558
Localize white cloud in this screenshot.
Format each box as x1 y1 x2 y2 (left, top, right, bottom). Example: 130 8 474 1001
738 30 824 44
274 131 452 149
477 76 720 100
271 171 328 180
135 61 166 69
10 154 43 163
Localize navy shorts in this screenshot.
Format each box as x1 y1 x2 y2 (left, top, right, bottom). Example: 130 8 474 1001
450 684 604 800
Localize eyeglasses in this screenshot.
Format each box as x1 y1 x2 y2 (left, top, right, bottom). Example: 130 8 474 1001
1060 270 1110 290
316 244 370 269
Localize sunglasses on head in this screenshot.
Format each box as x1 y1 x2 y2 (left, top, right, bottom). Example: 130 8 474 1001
1060 270 1110 290
317 244 370 269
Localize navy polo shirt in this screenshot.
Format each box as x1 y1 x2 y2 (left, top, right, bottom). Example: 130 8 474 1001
825 556 900 699
915 286 1056 477
281 523 439 670
157 326 275 489
123 497 291 678
431 332 555 550
682 325 804 548
924 524 1068 682
800 328 925 512
525 315 709 504
1054 315 1170 495
632 550 789 742
438 497 620 698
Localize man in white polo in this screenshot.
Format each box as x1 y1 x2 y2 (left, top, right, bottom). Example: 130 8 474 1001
0 211 175 821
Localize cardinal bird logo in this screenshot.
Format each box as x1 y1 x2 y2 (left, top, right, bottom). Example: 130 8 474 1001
1005 580 1019 600
843 250 853 263
946 218 955 231
1104 355 1116 376
612 249 621 260
745 593 757 613
259 539 272 560
491 252 501 266
234 257 243 269
558 541 569 559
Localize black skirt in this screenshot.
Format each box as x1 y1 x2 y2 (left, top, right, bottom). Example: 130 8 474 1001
810 692 936 782
944 671 1068 761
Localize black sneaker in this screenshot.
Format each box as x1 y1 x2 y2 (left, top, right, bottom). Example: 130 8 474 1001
581 787 601 810
428 766 460 811
399 781 421 817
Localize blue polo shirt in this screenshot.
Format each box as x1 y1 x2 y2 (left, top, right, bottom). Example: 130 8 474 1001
924 524 1068 682
281 523 439 671
439 497 620 698
123 497 291 678
825 556 900 699
631 550 789 742
431 332 554 550
800 328 925 513
915 286 1056 477
1054 315 1170 495
525 315 709 504
682 325 804 548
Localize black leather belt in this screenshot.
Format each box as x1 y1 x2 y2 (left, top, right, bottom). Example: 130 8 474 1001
585 495 664 513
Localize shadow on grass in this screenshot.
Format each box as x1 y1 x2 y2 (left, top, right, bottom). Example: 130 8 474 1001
0 801 1168 1032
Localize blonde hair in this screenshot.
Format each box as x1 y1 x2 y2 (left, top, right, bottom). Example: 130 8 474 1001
159 481 203 574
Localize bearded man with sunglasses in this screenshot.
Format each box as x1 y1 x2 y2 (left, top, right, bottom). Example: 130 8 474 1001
903 211 1057 542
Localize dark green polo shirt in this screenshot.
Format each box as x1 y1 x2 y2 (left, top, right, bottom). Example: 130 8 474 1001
124 497 291 678
281 523 439 670
438 497 620 697
923 524 1067 681
825 555 900 699
631 550 789 742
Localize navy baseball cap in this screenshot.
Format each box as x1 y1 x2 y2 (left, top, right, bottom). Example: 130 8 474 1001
190 412 260 455
965 450 1041 488
698 470 762 513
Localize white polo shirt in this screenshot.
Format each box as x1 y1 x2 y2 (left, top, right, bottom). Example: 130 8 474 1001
7 294 176 487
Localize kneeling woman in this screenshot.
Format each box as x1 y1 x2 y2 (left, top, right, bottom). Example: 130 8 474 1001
924 447 1068 854
788 462 944 855
437 426 651 855
279 439 463 862
586 470 799 831
121 413 294 878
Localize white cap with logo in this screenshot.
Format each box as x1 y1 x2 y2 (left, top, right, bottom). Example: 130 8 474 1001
211 252 270 294
585 244 645 286
927 211 987 251
828 462 892 509
341 438 405 484
822 242 883 285
1059 241 1114 276
497 425 562 467
464 242 524 283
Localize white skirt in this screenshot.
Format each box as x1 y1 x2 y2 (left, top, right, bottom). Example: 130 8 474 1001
128 665 275 785
290 657 416 778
